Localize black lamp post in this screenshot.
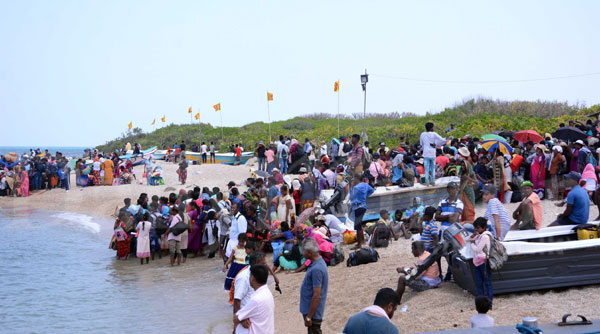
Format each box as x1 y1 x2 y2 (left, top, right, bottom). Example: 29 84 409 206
360 69 369 140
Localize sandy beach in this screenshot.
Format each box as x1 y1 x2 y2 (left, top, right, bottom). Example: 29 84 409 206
2 161 599 333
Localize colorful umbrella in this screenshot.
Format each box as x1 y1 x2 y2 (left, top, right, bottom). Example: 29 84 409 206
481 138 513 155
482 134 507 141
513 130 543 143
296 206 318 226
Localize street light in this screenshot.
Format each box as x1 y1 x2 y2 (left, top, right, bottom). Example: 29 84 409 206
360 69 369 141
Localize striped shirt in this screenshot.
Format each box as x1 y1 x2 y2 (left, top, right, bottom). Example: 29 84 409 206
421 220 439 251
483 198 512 240
436 198 464 226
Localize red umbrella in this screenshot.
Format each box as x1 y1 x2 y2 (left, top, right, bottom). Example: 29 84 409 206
513 130 543 143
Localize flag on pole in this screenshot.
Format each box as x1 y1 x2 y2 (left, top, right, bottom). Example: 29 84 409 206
267 92 273 101
151 119 155 125
128 121 132 130
161 115 166 122
213 103 221 111
194 112 200 120
334 81 340 92
188 107 192 114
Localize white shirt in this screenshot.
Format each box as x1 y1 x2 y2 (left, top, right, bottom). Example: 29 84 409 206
230 213 248 240
420 131 446 158
235 285 274 334
324 214 347 243
210 144 215 153
233 267 254 308
201 145 208 154
470 313 494 328
320 144 327 156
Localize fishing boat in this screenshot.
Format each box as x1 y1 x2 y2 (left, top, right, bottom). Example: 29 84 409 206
449 222 600 295
184 151 254 165
153 150 167 160
118 146 157 166
319 176 460 222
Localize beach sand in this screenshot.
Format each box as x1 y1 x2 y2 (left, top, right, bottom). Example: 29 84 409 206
2 162 599 333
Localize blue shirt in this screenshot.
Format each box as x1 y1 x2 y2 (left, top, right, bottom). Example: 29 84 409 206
300 257 328 320
351 182 375 210
343 311 399 334
421 220 439 251
391 166 403 184
567 184 589 224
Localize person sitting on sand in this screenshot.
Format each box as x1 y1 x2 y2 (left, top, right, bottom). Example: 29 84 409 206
511 181 542 230
395 240 441 303
342 288 400 334
470 296 494 328
551 171 590 226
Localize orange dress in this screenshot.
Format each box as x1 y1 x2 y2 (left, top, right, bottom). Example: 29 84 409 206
101 159 114 185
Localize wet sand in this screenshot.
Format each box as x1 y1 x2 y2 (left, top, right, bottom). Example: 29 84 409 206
2 162 599 333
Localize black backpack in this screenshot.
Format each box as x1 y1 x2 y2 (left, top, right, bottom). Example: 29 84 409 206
153 215 169 236
329 244 345 266
371 223 391 248
346 248 379 267
343 142 352 153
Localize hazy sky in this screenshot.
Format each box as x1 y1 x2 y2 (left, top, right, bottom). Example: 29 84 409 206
1 1 599 146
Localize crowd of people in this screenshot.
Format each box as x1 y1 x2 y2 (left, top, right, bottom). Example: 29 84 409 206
5 116 600 333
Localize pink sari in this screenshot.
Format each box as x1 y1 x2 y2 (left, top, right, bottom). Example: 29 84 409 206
530 154 546 199
20 171 29 197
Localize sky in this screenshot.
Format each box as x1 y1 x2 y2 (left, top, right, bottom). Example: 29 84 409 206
1 1 599 147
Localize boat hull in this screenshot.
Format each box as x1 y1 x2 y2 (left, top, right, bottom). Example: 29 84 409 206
184 151 254 165
119 147 157 166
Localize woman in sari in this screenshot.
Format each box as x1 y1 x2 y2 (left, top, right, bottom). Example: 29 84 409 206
187 201 204 257
19 166 29 197
300 173 317 211
113 218 130 260
457 149 477 223
489 149 509 202
101 158 114 186
531 145 546 199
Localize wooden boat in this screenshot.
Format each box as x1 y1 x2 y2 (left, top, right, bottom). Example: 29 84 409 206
184 151 254 165
152 150 167 160
118 146 157 166
319 176 460 222
449 222 600 295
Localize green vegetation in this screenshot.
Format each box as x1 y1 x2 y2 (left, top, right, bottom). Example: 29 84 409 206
96 98 600 152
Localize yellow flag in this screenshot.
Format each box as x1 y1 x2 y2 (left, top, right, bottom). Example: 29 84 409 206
128 121 132 130
334 81 340 92
188 106 192 114
151 119 155 125
194 112 200 120
267 92 273 101
161 115 166 122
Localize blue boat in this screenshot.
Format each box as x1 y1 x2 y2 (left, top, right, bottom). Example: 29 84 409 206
119 146 157 166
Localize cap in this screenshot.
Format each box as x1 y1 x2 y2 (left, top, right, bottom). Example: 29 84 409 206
520 181 534 188
564 171 581 181
458 147 470 157
336 164 344 170
316 215 326 222
575 140 585 146
482 184 497 195
379 142 386 146
298 167 307 173
447 181 459 189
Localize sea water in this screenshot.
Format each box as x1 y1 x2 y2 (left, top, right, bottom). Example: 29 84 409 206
0 208 232 334
0 146 89 158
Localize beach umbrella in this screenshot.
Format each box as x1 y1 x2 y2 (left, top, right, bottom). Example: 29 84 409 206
481 138 513 155
552 126 587 142
513 130 543 143
297 206 318 226
482 134 506 141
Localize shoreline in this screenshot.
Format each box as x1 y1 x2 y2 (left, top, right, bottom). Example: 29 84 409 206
2 162 600 333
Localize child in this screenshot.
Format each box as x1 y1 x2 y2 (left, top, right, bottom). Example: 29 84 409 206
136 212 152 265
420 206 439 253
223 234 248 290
468 217 494 307
470 296 494 328
244 240 256 264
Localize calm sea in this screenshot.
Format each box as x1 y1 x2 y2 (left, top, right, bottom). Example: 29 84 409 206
0 146 89 158
0 208 232 334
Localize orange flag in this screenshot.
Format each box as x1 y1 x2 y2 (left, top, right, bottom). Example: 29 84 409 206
161 115 166 122
151 119 155 125
128 121 132 130
267 92 273 101
194 112 200 120
188 106 192 114
334 81 339 92
213 103 221 111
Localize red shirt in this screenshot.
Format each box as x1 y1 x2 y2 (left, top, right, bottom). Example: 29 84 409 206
235 147 241 157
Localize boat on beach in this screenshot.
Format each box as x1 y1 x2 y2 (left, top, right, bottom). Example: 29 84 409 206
119 146 157 166
184 151 254 165
152 150 167 160
449 222 600 295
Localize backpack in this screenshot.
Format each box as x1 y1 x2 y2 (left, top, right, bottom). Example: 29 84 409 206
329 243 345 266
342 142 352 153
362 148 372 169
134 209 144 223
281 148 288 159
293 144 305 159
371 223 391 248
483 232 508 271
346 247 379 267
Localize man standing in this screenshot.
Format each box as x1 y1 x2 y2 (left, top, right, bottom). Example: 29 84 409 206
235 144 242 164
201 142 208 164
419 122 446 186
277 139 290 174
348 134 364 176
234 264 275 334
342 288 400 334
551 171 590 226
209 141 216 163
227 202 248 258
255 141 267 172
300 238 328 334
350 177 375 249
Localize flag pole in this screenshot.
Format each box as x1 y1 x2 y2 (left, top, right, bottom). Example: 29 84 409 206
337 79 340 138
220 108 223 140
267 93 272 144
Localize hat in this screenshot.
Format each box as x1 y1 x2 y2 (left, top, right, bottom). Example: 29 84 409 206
379 142 386 146
259 140 264 145
416 158 424 164
534 144 546 152
298 167 307 173
458 147 470 157
316 215 326 222
575 140 585 146
520 181 534 188
292 179 302 191
336 164 344 171
564 171 581 181
272 168 280 173
447 181 459 189
482 184 497 196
